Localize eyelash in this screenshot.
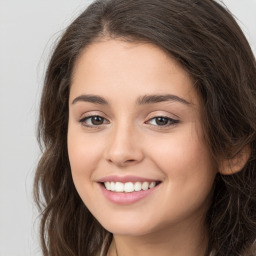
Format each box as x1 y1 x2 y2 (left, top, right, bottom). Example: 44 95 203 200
79 115 109 128
146 116 179 127
79 115 179 128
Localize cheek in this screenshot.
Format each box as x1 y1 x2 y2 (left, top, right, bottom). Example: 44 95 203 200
67 126 103 181
152 125 215 175
150 128 216 211
67 128 104 208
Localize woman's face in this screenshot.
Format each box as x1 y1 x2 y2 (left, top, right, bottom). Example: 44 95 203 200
68 39 217 236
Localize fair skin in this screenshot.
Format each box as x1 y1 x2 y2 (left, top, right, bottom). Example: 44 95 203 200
68 39 217 256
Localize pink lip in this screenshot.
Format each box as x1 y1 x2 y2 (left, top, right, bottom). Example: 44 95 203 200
98 182 160 205
98 175 159 183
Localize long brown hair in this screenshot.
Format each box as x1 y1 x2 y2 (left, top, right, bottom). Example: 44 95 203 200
34 0 256 255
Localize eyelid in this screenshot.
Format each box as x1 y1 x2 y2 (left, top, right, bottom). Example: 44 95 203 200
145 114 179 128
79 115 108 123
78 110 109 121
79 112 110 128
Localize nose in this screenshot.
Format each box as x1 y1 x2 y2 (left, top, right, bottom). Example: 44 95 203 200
104 122 144 167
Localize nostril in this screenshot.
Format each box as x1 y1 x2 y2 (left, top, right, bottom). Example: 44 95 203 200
126 159 136 162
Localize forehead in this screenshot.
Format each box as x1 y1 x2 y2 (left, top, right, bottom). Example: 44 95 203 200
70 39 199 107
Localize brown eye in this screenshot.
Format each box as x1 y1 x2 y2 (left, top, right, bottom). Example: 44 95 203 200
146 116 179 127
155 117 169 126
91 116 104 125
79 115 108 127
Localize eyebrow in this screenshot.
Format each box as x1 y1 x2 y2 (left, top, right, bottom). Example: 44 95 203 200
137 94 190 105
71 94 190 105
72 94 108 105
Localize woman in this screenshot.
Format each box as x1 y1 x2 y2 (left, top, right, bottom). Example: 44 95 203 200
34 0 256 255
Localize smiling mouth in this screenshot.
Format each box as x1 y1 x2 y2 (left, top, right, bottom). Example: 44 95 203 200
101 181 161 193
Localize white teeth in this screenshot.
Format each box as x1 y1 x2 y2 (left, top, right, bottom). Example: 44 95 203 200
115 182 124 192
142 181 149 190
134 182 142 191
149 181 156 189
124 182 134 192
104 181 157 193
105 181 111 190
110 182 115 191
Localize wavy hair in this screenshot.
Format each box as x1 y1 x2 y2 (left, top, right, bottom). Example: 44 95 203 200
34 0 256 255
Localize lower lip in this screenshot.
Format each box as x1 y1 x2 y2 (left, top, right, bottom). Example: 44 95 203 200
99 184 159 205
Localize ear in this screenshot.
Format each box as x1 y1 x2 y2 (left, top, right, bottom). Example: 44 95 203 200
219 145 251 175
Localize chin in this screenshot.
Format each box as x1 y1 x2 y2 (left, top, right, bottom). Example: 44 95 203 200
99 217 159 237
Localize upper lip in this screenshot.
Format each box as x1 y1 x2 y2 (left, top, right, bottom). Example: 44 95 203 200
97 175 161 183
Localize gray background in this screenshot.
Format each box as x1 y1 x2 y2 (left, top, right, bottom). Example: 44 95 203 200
0 1 255 255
